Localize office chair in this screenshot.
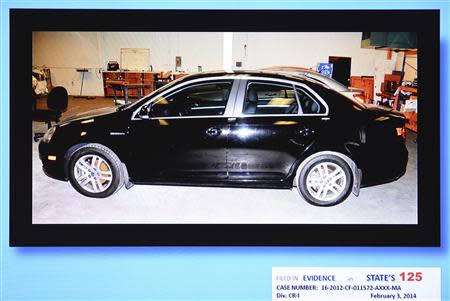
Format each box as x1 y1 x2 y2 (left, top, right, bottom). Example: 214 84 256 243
33 86 68 142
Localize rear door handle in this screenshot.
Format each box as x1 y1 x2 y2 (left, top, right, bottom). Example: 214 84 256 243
299 128 314 137
206 127 221 137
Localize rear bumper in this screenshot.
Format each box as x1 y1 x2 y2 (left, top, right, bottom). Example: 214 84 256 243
360 141 408 187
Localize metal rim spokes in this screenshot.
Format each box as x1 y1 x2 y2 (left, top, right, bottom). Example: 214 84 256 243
306 162 347 202
74 155 113 193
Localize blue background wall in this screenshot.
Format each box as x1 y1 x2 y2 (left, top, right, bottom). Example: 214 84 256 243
1 1 448 300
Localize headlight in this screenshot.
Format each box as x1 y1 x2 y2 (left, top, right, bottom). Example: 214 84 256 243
42 126 56 143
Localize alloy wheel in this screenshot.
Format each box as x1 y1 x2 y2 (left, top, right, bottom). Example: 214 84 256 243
305 162 347 202
73 154 113 193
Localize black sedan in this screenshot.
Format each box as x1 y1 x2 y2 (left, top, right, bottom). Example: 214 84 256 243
38 71 408 206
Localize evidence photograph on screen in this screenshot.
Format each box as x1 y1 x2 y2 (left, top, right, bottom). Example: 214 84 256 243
10 9 440 246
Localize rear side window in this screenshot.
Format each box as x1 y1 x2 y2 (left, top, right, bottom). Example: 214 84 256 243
150 81 232 117
243 82 299 115
296 88 326 114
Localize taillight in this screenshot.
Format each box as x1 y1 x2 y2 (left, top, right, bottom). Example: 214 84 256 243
396 127 406 139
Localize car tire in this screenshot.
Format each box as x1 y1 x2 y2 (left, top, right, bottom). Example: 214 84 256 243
297 155 353 206
68 143 124 198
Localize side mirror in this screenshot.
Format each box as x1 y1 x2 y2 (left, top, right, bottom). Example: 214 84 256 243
138 104 150 119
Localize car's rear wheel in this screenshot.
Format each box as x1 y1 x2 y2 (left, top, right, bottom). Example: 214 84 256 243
68 144 124 198
297 155 353 206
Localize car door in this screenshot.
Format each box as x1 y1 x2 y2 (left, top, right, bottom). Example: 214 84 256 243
226 79 328 183
127 79 238 183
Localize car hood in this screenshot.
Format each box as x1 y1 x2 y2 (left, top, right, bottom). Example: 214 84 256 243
60 106 118 124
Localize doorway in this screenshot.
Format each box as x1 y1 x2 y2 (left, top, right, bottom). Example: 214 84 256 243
329 56 352 87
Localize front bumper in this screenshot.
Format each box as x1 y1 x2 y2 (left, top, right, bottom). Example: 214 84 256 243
38 141 68 181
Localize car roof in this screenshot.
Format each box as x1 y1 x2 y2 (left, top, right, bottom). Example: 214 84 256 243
174 70 327 87
261 66 321 74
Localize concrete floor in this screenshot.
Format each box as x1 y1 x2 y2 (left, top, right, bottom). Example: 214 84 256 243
32 121 417 224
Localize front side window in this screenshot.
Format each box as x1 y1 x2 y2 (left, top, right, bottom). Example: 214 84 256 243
243 82 298 115
149 81 233 117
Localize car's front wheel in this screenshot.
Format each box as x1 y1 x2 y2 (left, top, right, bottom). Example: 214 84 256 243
297 155 353 206
68 144 124 198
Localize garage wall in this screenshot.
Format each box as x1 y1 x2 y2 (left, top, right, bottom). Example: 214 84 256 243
33 32 223 96
32 32 105 96
101 32 223 72
33 32 397 98
232 32 399 98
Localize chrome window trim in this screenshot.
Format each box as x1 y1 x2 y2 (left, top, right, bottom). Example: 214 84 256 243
138 115 232 120
233 77 329 117
293 83 304 114
191 105 226 110
131 76 240 120
131 75 329 120
143 113 320 120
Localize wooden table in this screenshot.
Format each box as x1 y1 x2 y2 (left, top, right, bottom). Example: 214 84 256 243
102 71 161 97
106 80 154 105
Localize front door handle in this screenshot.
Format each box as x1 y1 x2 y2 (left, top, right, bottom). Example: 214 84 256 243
206 127 221 137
